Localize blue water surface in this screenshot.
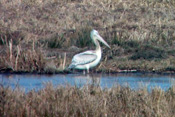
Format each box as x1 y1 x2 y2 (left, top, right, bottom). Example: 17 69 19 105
0 73 175 92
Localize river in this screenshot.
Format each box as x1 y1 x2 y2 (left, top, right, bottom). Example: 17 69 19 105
1 73 175 92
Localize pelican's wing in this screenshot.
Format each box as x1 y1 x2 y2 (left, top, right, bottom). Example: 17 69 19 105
68 51 97 68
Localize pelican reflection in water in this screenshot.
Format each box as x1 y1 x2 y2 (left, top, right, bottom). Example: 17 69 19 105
68 29 110 73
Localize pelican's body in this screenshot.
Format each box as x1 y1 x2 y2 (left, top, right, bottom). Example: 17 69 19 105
68 29 110 73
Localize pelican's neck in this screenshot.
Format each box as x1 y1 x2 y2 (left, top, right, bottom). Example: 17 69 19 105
93 39 101 53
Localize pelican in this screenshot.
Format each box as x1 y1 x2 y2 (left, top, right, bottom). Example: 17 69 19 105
68 29 110 73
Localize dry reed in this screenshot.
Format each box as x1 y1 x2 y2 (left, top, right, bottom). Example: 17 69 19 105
0 84 175 116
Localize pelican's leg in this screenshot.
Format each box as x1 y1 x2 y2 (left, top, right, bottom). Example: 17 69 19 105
87 69 89 74
86 66 90 74
83 70 86 75
83 69 89 74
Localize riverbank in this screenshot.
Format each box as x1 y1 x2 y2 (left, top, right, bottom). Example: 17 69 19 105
0 84 175 116
1 0 175 74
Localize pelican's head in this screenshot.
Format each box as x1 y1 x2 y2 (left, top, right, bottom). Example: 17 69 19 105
90 29 110 48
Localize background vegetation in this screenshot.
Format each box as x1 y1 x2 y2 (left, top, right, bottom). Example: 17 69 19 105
1 0 175 73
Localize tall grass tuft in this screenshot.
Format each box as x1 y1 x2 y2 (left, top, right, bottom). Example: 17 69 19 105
71 27 93 48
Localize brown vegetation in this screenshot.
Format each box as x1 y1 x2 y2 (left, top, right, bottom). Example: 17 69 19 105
1 0 175 73
0 83 175 116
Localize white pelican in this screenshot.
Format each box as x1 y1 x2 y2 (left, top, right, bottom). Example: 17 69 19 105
68 29 110 73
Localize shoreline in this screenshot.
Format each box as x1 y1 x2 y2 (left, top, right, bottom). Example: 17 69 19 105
1 68 175 76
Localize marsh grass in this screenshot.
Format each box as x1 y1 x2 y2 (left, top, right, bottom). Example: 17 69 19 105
1 0 175 73
0 41 46 73
0 31 23 46
0 83 175 116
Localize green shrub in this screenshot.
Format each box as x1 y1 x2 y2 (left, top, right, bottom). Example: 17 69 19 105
112 37 140 53
130 44 167 60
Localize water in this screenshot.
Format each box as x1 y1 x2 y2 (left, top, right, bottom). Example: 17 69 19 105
1 73 175 92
